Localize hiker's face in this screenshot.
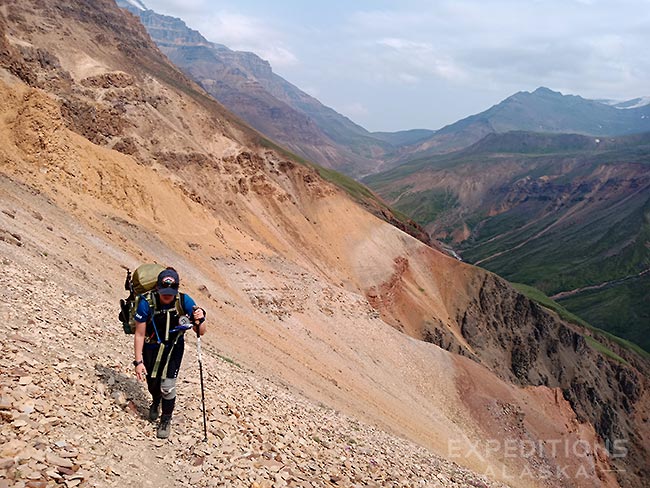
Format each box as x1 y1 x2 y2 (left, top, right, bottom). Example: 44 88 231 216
159 293 175 305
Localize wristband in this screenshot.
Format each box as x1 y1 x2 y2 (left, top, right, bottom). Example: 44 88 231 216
133 360 143 367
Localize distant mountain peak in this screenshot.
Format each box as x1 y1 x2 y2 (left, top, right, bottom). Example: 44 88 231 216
528 87 588 102
506 87 567 104
532 86 559 95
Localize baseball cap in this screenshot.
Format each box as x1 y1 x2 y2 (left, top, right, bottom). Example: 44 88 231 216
157 268 179 296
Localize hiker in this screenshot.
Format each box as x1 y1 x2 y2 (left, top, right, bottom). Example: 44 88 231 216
132 267 206 438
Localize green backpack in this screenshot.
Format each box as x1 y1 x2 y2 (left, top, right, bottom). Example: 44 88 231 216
119 264 165 334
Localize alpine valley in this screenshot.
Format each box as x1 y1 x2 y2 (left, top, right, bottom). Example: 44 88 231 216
0 1 648 488
365 130 650 353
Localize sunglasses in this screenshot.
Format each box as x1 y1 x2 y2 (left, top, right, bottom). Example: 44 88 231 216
159 281 179 289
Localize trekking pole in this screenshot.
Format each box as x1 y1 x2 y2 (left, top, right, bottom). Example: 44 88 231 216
195 319 208 442
178 314 208 442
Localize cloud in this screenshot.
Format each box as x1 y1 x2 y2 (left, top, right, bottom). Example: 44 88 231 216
398 73 420 84
143 0 210 15
141 0 650 130
144 1 298 67
377 38 432 51
253 46 298 68
365 37 468 82
201 12 266 47
346 1 650 97
198 12 298 66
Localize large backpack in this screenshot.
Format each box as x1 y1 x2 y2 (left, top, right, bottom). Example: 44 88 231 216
119 264 165 334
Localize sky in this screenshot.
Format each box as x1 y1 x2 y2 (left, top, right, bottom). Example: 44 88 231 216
140 0 650 132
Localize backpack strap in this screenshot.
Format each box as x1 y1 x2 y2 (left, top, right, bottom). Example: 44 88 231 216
147 292 188 343
177 292 187 317
143 291 162 343
146 291 157 312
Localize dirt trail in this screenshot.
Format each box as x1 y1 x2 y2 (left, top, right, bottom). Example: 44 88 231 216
550 268 650 300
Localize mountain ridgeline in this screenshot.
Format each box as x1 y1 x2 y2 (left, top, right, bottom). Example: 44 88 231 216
389 87 650 165
117 1 434 177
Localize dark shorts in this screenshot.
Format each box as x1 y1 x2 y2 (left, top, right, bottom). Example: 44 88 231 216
143 338 185 380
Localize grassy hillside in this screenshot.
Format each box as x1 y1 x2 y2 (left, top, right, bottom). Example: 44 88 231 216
556 272 650 353
461 191 650 290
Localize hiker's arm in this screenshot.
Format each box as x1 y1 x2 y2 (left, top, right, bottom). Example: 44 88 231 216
134 321 147 381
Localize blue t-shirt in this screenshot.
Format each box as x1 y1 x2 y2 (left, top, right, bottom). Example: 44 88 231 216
134 293 198 344
134 293 196 323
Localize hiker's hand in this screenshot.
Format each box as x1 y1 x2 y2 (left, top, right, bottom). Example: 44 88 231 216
192 308 206 336
135 363 147 382
192 307 205 324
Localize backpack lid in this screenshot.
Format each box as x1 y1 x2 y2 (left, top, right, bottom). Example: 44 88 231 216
132 263 166 295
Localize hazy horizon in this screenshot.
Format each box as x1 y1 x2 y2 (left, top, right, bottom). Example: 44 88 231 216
137 0 650 132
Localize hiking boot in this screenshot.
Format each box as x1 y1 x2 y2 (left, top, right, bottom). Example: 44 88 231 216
157 415 172 439
148 402 160 422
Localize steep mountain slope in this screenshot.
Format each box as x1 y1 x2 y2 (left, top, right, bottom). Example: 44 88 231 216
118 1 427 177
392 88 650 165
1 178 509 488
366 131 650 352
1 1 648 487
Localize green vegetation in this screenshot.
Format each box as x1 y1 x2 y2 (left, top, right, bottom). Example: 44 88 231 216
557 273 650 356
591 327 650 361
584 336 628 364
393 189 459 226
315 165 376 201
468 198 650 352
385 184 413 202
216 353 242 369
464 209 646 292
511 283 590 327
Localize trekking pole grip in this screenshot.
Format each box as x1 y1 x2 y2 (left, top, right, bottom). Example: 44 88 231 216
192 306 200 337
191 306 206 336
